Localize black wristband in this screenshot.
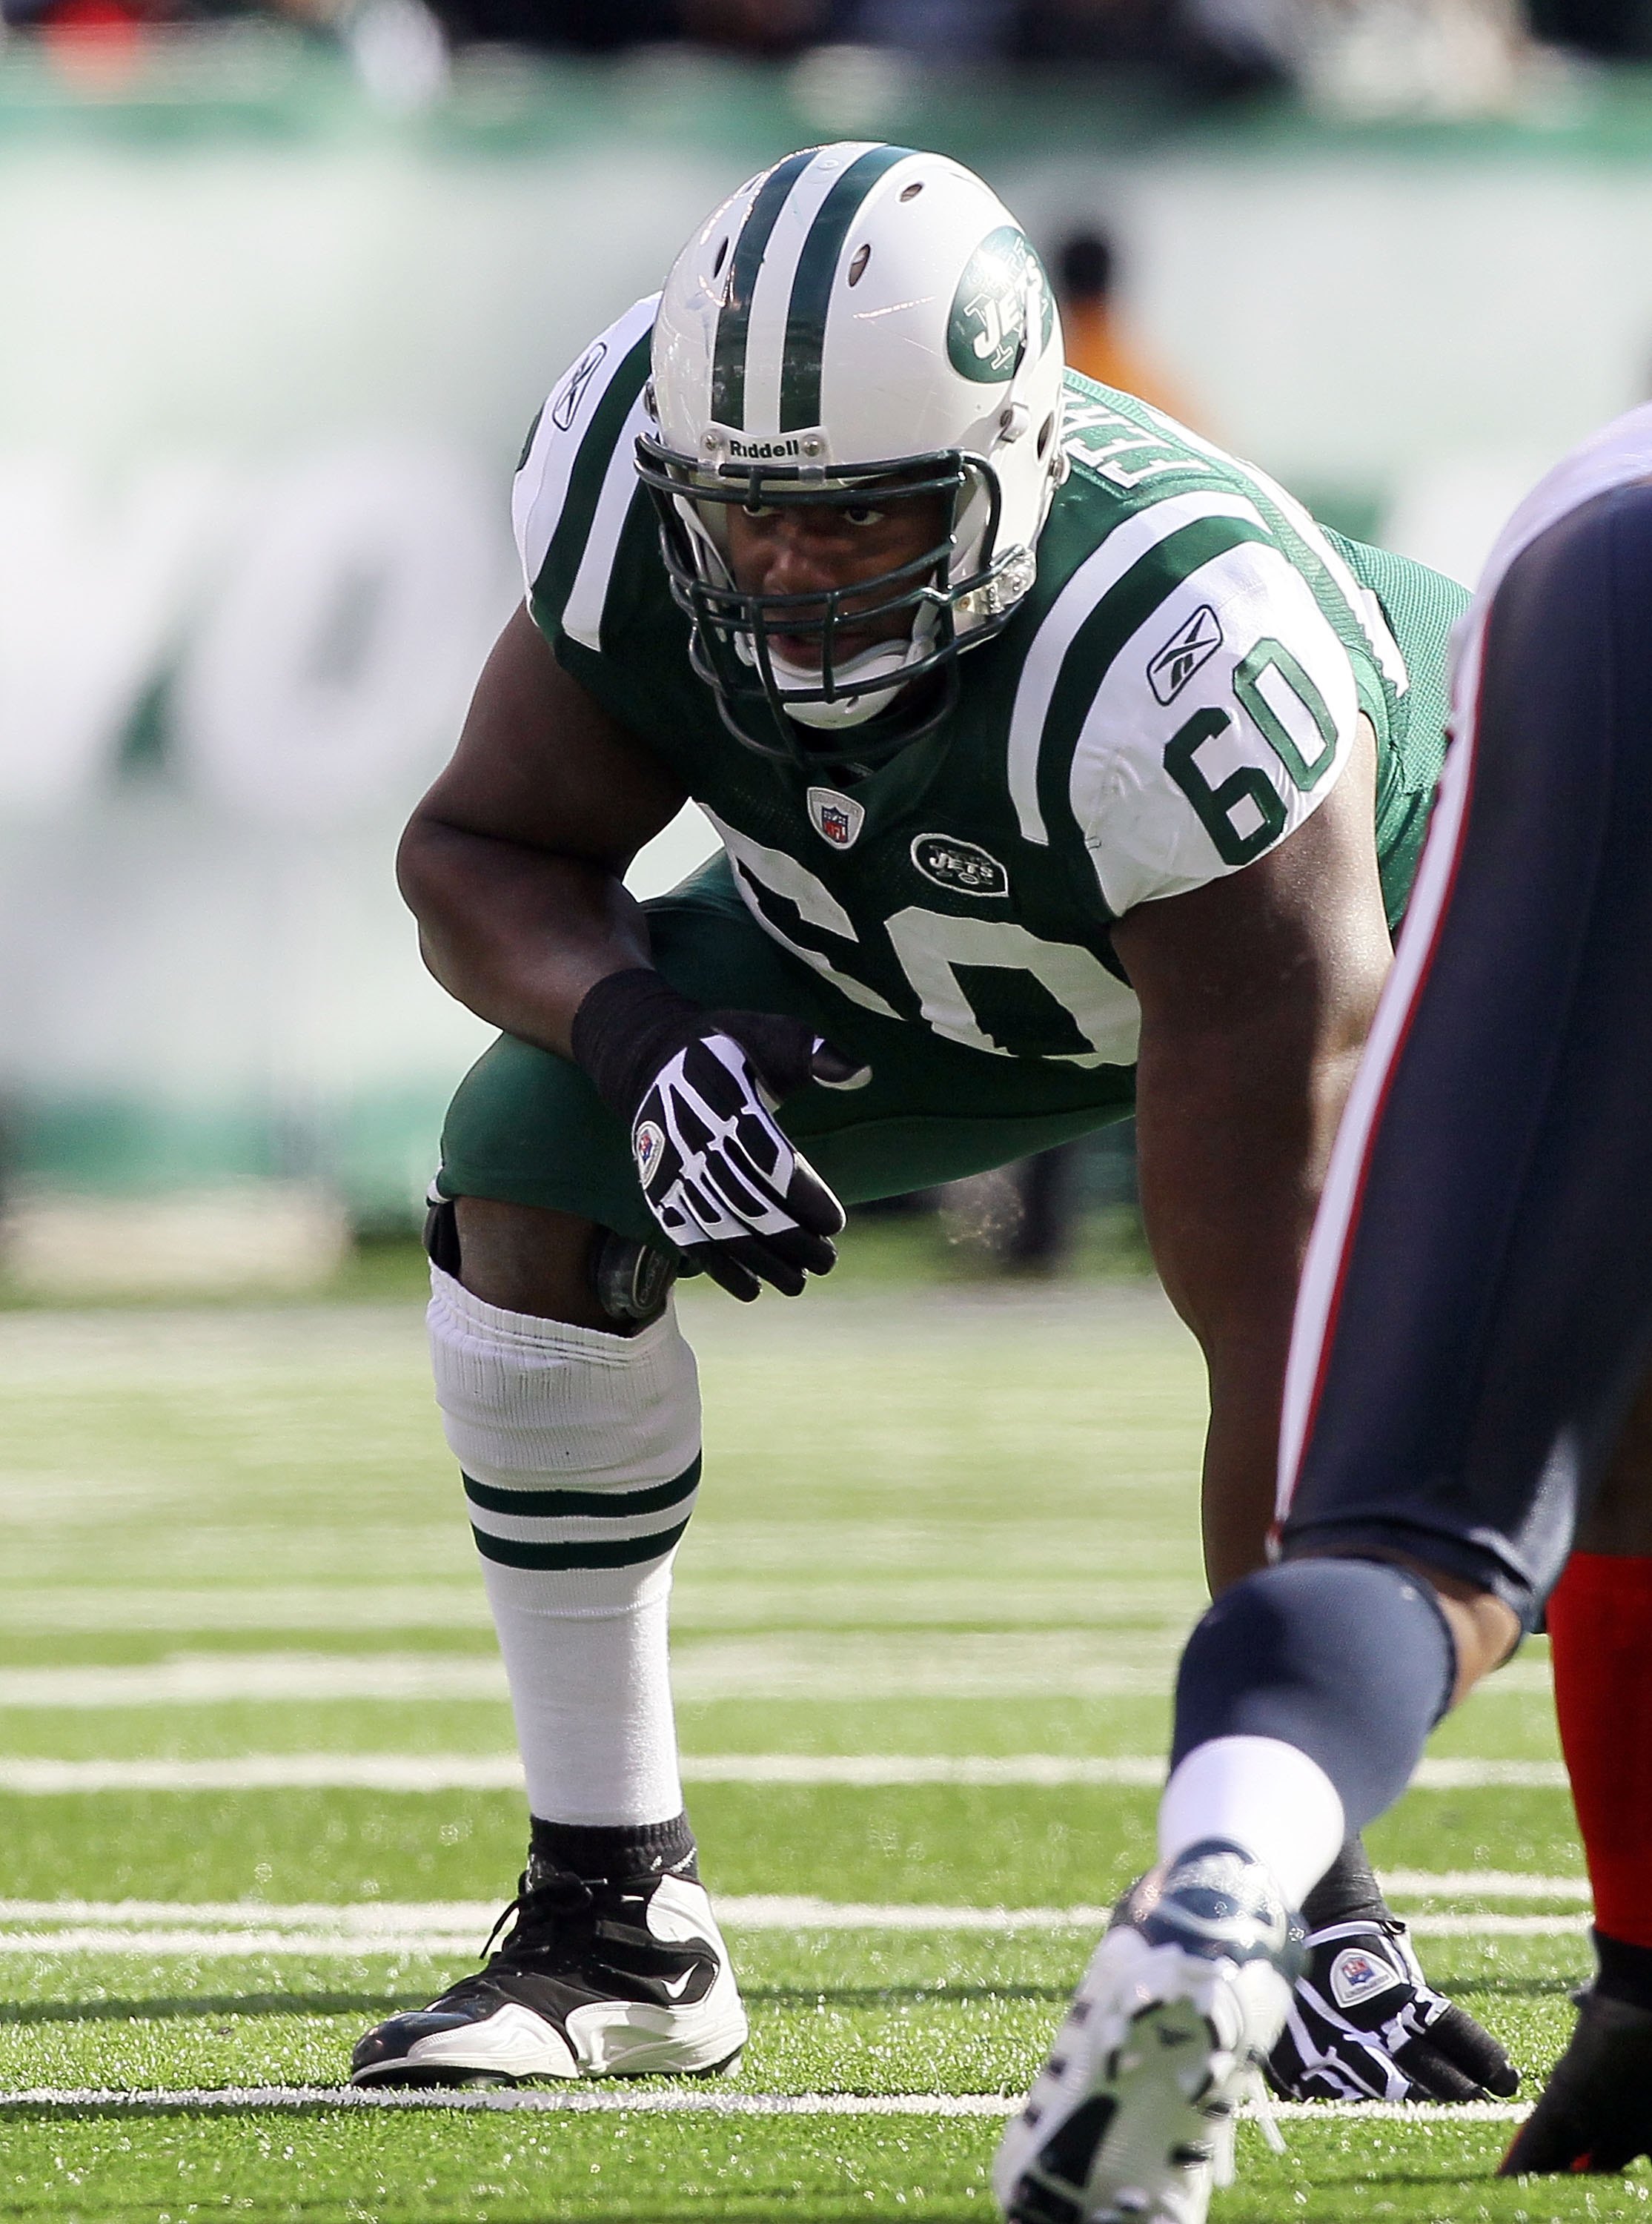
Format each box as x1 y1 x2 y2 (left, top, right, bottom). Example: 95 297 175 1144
570 967 706 1125
1301 1836 1388 1931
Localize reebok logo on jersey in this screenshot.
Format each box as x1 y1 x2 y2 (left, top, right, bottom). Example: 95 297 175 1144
551 342 608 432
807 787 864 850
1328 1946 1406 2013
1147 605 1224 705
912 834 1009 898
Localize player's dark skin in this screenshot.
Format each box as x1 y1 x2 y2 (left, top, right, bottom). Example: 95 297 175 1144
397 491 1584 1682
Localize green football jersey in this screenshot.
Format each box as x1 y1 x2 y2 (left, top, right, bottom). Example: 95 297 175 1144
514 294 1464 1076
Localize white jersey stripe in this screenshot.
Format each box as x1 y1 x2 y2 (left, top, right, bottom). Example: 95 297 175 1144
512 292 658 596
1006 491 1269 847
1142 406 1408 695
562 383 655 652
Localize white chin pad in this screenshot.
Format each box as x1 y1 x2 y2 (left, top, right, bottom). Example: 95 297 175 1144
769 638 917 730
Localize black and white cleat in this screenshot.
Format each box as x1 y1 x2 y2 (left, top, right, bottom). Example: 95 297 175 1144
994 1841 1304 2224
350 1860 747 2087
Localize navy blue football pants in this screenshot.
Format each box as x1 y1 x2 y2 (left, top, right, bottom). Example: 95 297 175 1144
1278 478 1652 1626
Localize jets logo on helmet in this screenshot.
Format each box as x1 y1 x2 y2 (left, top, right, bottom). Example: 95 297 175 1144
635 145 1067 767
948 225 1051 383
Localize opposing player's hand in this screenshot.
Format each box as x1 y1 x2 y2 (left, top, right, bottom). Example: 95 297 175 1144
1266 1915 1519 2104
571 969 869 1301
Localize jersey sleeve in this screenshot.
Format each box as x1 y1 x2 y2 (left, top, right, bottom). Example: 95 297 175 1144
1066 535 1364 917
511 294 660 656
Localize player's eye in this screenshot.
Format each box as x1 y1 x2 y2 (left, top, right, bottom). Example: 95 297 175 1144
841 504 884 527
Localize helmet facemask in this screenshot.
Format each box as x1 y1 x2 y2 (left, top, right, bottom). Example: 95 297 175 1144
636 438 1017 767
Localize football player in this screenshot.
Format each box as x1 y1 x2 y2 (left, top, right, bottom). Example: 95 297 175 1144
351 143 1505 2103
997 411 1652 2223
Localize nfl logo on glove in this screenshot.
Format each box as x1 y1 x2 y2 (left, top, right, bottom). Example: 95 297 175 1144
634 1120 665 1180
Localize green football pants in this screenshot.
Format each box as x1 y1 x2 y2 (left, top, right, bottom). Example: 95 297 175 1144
437 857 1137 1248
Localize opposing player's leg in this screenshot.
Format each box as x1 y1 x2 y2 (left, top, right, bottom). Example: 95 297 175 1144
1502 1375 1652 2171
998 474 1652 2217
356 860 1132 2088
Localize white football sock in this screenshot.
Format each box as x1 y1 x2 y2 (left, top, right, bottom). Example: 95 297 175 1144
1158 1735 1345 1908
429 1265 700 1829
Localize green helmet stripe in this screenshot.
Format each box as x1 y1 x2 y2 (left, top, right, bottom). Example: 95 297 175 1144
778 144 915 434
711 149 817 430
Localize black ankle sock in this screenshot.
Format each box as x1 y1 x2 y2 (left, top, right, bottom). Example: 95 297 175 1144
528 1813 698 1884
1593 1928 1652 2012
1301 1836 1387 1931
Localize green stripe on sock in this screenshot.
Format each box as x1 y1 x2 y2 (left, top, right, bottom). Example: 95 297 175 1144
711 149 816 431
462 1454 702 1523
471 1516 693 1572
778 145 912 434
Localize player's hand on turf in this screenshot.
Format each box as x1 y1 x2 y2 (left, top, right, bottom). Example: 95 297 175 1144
1266 1916 1519 2105
571 968 869 1301
1499 1990 1652 2174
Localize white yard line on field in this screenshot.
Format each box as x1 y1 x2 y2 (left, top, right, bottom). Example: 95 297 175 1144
0 1873 1589 1928
0 1753 1574 1792
0 1893 1593 1954
0 2085 1532 2124
0 1648 1187 1706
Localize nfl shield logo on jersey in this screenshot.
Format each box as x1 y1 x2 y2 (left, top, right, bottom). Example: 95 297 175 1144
806 787 865 850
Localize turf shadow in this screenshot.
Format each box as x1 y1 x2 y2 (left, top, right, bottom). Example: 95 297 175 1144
1443 1975 1579 2001
0 1991 429 2027
743 1982 1069 2007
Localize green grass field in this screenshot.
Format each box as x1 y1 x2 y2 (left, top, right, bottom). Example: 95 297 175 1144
0 1239 1642 2222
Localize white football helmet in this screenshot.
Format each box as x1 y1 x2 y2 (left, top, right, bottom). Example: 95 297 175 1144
635 142 1066 764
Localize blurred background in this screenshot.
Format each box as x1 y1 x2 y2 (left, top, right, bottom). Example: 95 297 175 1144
0 0 1647 1295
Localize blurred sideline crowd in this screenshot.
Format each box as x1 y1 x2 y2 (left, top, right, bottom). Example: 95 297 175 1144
4 0 1649 96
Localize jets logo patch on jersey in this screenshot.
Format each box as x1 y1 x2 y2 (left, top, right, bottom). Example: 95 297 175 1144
806 787 864 850
1147 604 1224 706
912 834 1009 898
1328 1945 1406 2013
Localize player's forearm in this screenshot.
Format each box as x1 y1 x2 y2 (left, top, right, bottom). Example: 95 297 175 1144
1138 1038 1366 1593
398 816 654 1059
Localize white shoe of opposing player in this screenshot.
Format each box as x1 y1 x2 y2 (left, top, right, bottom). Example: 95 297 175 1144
994 1842 1304 2224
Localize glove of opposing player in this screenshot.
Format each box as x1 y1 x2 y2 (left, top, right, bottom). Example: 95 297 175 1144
1267 1913 1519 2104
571 968 869 1302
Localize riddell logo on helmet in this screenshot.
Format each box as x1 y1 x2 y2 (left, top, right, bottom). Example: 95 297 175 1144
726 435 803 460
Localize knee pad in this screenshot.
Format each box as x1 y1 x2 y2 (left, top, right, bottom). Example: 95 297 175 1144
1172 1558 1456 1834
589 1229 679 1326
